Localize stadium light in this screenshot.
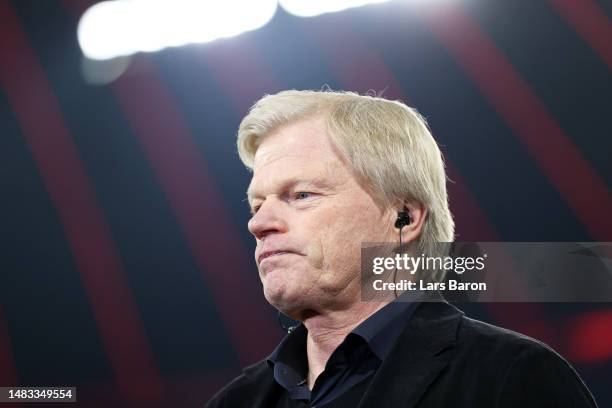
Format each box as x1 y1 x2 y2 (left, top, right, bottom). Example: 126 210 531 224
78 0 278 60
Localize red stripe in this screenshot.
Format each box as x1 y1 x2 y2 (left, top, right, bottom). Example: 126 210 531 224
0 3 164 405
445 163 500 241
549 0 612 70
422 5 612 240
110 59 279 365
204 40 283 113
300 19 407 100
567 310 612 362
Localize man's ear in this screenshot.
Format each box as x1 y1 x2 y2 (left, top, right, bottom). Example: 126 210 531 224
395 200 427 243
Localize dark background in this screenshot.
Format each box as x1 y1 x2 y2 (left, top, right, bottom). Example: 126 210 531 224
1 0 611 406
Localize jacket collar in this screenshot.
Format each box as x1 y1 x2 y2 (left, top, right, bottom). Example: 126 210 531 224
357 298 464 408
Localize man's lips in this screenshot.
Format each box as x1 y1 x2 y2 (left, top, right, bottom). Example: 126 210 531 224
258 250 294 264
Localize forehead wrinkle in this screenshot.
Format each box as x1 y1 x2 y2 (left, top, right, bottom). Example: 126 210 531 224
254 143 322 169
248 155 298 200
247 118 348 203
252 119 328 166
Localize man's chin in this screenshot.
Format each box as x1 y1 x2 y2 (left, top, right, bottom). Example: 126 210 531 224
263 287 307 319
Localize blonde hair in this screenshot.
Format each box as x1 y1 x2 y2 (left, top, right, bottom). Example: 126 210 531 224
237 90 454 279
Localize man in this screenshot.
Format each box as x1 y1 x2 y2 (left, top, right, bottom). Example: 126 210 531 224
206 90 597 407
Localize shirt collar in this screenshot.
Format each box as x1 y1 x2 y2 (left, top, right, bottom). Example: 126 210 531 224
351 289 424 360
268 323 307 368
267 323 309 394
268 289 424 371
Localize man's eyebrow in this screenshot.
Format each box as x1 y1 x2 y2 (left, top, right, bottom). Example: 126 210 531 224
246 177 333 202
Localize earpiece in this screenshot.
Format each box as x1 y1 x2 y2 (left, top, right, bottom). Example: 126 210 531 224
394 211 412 229
393 210 412 299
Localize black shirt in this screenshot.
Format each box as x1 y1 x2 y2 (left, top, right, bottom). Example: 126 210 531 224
267 293 422 407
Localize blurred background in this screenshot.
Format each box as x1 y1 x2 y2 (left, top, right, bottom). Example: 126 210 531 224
1 0 611 406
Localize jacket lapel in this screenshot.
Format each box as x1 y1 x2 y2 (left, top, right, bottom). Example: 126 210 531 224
357 300 463 408
238 360 282 408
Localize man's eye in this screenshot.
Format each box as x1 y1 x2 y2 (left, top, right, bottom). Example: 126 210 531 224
251 205 261 214
295 192 311 200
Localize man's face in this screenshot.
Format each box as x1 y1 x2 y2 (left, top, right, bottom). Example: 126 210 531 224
247 117 395 318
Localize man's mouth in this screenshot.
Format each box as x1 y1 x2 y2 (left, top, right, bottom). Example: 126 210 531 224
258 250 292 264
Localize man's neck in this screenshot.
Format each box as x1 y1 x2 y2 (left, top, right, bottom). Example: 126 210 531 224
303 300 388 389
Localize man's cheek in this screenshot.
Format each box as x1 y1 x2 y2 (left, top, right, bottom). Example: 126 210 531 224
305 239 325 269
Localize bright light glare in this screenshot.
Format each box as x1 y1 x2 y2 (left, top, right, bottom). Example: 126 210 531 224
78 0 278 60
279 0 393 17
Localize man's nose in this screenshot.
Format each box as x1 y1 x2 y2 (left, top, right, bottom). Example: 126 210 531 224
247 198 287 239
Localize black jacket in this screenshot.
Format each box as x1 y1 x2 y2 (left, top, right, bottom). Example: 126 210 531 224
206 301 598 407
